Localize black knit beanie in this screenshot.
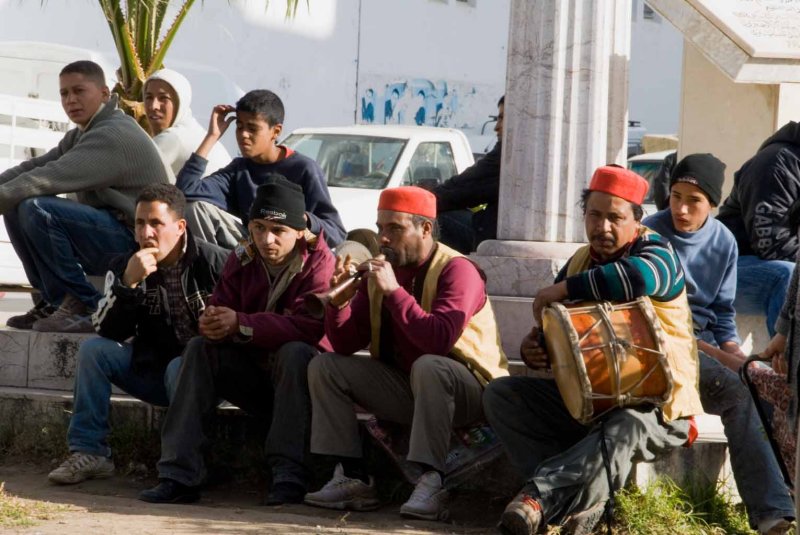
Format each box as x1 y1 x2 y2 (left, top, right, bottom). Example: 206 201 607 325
249 174 306 230
670 153 725 206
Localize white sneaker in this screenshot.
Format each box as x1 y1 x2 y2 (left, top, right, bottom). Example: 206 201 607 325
48 452 115 485
400 471 450 521
304 463 380 511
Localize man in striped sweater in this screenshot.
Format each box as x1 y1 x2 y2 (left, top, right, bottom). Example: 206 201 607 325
484 165 703 535
1 60 172 333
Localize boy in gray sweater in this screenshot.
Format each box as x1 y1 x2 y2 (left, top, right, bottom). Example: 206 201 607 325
1 60 172 333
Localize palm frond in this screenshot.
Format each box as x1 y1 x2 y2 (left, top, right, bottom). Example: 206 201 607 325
148 0 195 74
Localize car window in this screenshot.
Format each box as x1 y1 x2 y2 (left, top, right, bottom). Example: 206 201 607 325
628 160 662 204
402 142 457 189
283 133 405 189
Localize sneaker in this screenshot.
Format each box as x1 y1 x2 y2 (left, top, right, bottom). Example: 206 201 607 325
304 463 380 511
562 502 606 535
500 490 543 535
32 294 94 333
48 452 115 485
759 517 794 535
400 471 449 521
7 300 56 330
138 479 201 504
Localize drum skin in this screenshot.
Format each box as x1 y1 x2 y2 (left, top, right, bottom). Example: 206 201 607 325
542 298 673 424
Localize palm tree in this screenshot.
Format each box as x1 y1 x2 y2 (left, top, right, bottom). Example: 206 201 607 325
97 0 305 128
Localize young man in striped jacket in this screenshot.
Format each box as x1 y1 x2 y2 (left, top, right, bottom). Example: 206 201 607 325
484 165 703 535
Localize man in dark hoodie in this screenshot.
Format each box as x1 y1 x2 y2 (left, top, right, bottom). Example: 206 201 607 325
432 96 504 254
717 123 800 336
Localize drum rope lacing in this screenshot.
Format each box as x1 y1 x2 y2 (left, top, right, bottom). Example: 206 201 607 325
575 304 668 408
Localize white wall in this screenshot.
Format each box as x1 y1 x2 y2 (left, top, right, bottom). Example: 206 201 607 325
629 0 683 135
0 0 509 141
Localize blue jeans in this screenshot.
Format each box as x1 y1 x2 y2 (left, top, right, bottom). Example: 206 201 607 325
67 337 182 458
4 196 136 308
698 353 794 527
734 255 794 337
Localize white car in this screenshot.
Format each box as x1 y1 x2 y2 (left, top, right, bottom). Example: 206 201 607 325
282 125 475 232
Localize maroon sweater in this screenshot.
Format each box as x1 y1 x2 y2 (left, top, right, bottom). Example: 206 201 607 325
325 253 486 372
211 234 335 352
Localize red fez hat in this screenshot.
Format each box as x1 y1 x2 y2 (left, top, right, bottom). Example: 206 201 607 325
378 186 437 219
589 165 649 205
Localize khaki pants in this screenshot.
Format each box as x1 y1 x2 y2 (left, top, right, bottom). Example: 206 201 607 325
185 200 245 250
308 353 484 472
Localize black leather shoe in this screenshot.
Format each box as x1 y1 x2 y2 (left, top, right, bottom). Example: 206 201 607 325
138 479 201 504
263 481 306 506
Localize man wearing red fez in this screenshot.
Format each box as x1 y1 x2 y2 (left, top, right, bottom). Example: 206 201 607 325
304 186 508 520
484 165 703 534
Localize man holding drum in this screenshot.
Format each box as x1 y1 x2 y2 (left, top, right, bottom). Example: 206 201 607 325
484 165 703 535
644 153 795 535
304 186 508 521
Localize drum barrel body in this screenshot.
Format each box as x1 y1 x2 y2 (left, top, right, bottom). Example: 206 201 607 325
543 298 673 424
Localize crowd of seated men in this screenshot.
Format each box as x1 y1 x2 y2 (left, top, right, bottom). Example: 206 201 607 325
2 59 797 535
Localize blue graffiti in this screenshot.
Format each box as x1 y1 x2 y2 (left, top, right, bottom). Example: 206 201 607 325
360 79 476 128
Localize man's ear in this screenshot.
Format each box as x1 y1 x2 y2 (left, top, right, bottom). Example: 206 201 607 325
422 219 434 237
101 85 111 102
272 123 283 141
177 218 187 235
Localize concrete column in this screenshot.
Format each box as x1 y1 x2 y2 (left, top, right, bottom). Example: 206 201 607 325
496 0 630 246
473 0 631 357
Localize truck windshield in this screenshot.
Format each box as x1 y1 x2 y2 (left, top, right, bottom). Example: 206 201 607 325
282 133 406 189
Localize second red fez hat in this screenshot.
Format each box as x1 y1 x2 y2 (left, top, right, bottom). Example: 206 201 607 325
378 186 437 219
588 165 649 205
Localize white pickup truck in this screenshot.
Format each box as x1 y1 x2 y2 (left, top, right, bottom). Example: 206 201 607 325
0 111 477 283
282 125 475 231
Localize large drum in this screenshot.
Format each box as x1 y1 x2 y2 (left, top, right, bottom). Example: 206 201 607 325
542 297 673 424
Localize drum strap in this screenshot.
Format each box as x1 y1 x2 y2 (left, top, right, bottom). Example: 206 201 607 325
599 420 615 535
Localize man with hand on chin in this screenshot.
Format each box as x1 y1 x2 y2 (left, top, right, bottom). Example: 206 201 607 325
48 184 227 486
140 175 335 506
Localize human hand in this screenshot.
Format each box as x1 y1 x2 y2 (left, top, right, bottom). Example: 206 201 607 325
520 326 549 370
532 281 568 326
364 256 399 295
329 254 359 308
121 247 159 288
207 104 236 139
759 333 787 375
199 305 239 341
719 341 747 360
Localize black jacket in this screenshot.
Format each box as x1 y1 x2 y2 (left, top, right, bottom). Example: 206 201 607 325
718 122 800 260
92 233 229 371
433 141 501 244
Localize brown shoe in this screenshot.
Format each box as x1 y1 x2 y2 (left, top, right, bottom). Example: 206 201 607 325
7 300 57 329
32 295 94 333
500 490 543 535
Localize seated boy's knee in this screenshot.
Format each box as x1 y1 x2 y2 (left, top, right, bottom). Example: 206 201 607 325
76 337 113 365
274 341 315 370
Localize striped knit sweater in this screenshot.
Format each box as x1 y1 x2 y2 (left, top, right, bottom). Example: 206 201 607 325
0 95 173 223
556 231 685 303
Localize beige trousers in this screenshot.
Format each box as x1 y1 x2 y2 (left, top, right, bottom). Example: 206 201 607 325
308 353 484 472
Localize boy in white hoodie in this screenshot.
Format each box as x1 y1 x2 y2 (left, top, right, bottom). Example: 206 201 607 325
143 69 231 176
